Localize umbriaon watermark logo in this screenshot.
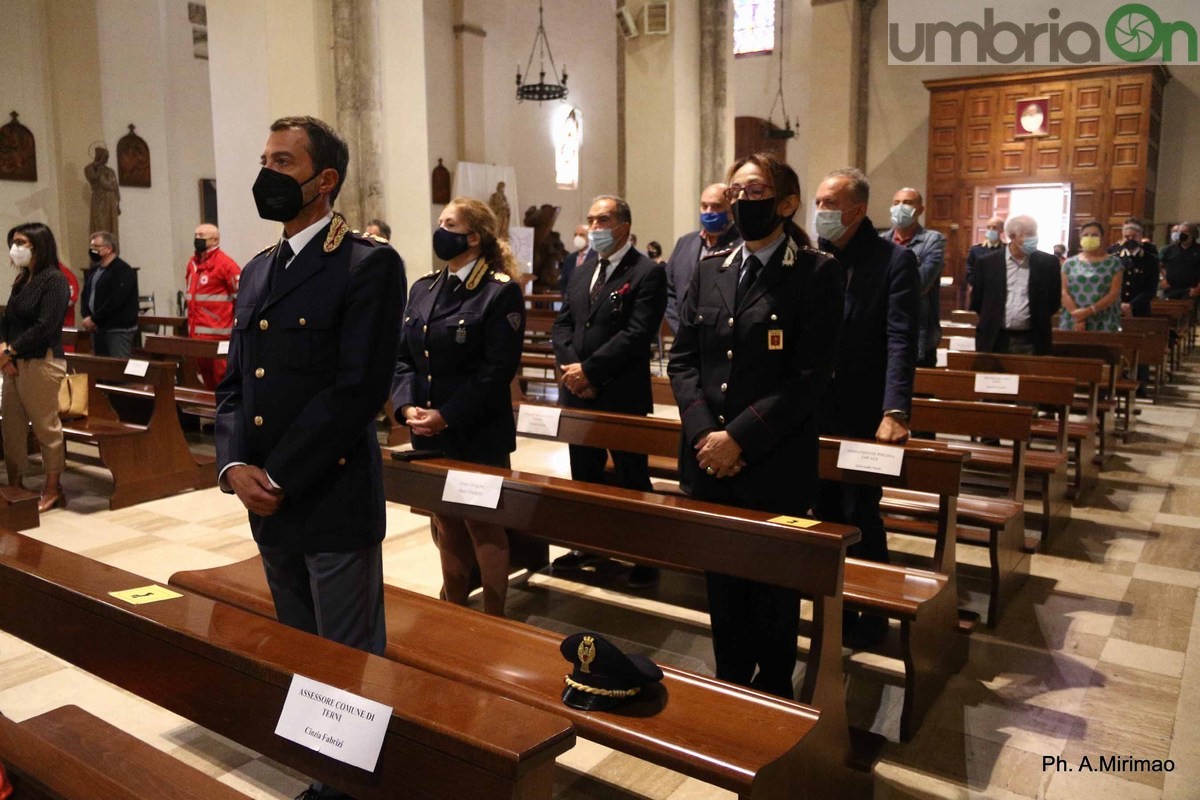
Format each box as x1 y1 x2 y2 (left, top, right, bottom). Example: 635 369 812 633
889 1 1198 65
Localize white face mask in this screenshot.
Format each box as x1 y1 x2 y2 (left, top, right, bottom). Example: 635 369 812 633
9 243 32 268
573 235 587 250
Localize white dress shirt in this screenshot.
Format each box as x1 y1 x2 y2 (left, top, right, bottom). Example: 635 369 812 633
1004 249 1032 331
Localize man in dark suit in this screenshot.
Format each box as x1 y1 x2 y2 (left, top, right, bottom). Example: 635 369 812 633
81 230 139 357
558 223 591 293
970 215 1061 355
813 167 920 649
663 183 742 333
216 116 405 675
551 195 667 585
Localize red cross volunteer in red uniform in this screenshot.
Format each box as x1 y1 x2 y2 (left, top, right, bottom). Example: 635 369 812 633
186 223 241 387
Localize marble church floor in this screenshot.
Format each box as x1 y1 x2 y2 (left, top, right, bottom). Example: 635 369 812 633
2 358 1200 799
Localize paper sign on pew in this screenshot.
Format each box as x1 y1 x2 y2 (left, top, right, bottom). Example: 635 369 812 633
936 348 948 367
836 441 905 476
217 340 230 355
124 358 150 377
442 469 504 508
974 372 1020 395
275 674 391 771
946 336 975 352
516 404 561 436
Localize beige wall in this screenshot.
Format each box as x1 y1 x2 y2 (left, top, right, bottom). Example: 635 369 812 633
1 0 215 313
1157 69 1200 232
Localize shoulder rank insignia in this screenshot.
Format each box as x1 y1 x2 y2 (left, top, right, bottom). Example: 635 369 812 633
720 249 739 271
492 272 512 283
322 212 351 253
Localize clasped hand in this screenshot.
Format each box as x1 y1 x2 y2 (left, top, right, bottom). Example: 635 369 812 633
561 363 597 399
695 431 745 478
404 406 448 437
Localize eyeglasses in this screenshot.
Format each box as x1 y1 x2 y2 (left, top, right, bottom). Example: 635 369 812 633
724 183 773 203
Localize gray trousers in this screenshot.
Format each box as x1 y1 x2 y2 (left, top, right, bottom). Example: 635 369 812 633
258 542 387 655
94 329 135 358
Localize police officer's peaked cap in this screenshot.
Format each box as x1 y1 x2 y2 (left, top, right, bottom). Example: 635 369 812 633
560 632 664 711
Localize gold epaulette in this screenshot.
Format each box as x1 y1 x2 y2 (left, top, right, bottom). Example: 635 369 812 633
492 272 512 283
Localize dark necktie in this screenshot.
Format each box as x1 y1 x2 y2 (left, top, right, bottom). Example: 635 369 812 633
589 258 610 308
268 239 293 295
736 255 762 310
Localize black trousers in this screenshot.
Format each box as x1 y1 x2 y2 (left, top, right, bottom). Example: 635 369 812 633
706 572 801 699
817 479 888 564
568 444 651 491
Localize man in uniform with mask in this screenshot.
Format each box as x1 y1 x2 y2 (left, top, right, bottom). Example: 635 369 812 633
185 223 241 387
880 187 945 367
663 183 742 334
559 223 591 293
812 167 919 649
970 215 1061 356
550 195 667 586
215 115 405 760
966 215 1006 304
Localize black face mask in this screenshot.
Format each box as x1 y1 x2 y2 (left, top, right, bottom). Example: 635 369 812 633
732 197 781 242
88 248 101 263
194 237 208 255
433 227 472 262
252 167 320 222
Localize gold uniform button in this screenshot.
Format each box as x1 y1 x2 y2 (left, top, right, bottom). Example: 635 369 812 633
720 382 728 392
337 457 346 466
427 374 432 381
717 415 726 424
458 318 465 325
424 350 430 357
259 319 269 331
299 317 307 326
234 317 238 325
585 321 592 328
253 415 264 426
254 368 265 378
426 401 432 408
770 313 779 321
728 317 735 327
726 350 733 360
697 314 705 322
423 324 428 333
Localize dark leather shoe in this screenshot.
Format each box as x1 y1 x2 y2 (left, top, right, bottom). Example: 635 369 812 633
627 565 660 588
552 550 602 572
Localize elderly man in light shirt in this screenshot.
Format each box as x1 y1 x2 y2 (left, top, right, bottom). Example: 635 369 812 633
970 215 1062 356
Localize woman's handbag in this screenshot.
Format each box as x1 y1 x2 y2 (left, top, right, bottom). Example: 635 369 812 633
58 372 88 419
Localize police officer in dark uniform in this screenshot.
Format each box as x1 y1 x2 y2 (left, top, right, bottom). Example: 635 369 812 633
668 153 843 700
216 116 405 674
390 197 525 617
1113 221 1159 318
965 215 1005 302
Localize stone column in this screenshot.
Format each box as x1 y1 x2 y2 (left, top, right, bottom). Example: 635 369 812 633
332 0 384 229
699 0 730 187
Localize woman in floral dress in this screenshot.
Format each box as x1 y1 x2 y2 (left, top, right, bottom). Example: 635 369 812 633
1060 220 1124 331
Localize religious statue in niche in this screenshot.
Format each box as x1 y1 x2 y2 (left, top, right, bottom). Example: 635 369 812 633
117 124 151 187
489 181 511 240
431 158 451 204
85 144 121 238
523 203 563 292
0 111 37 182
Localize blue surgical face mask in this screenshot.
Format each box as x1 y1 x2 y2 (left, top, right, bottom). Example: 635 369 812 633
700 210 730 233
588 228 616 255
890 203 916 229
814 209 847 242
1021 236 1039 255
985 229 1000 244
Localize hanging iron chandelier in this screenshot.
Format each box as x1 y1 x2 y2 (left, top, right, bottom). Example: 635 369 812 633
765 1 796 139
515 0 568 102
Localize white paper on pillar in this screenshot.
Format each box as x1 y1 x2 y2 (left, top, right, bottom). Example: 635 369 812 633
947 336 976 352
508 227 534 270
453 163 519 216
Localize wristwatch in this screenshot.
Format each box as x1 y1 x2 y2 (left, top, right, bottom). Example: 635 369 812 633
883 409 909 424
